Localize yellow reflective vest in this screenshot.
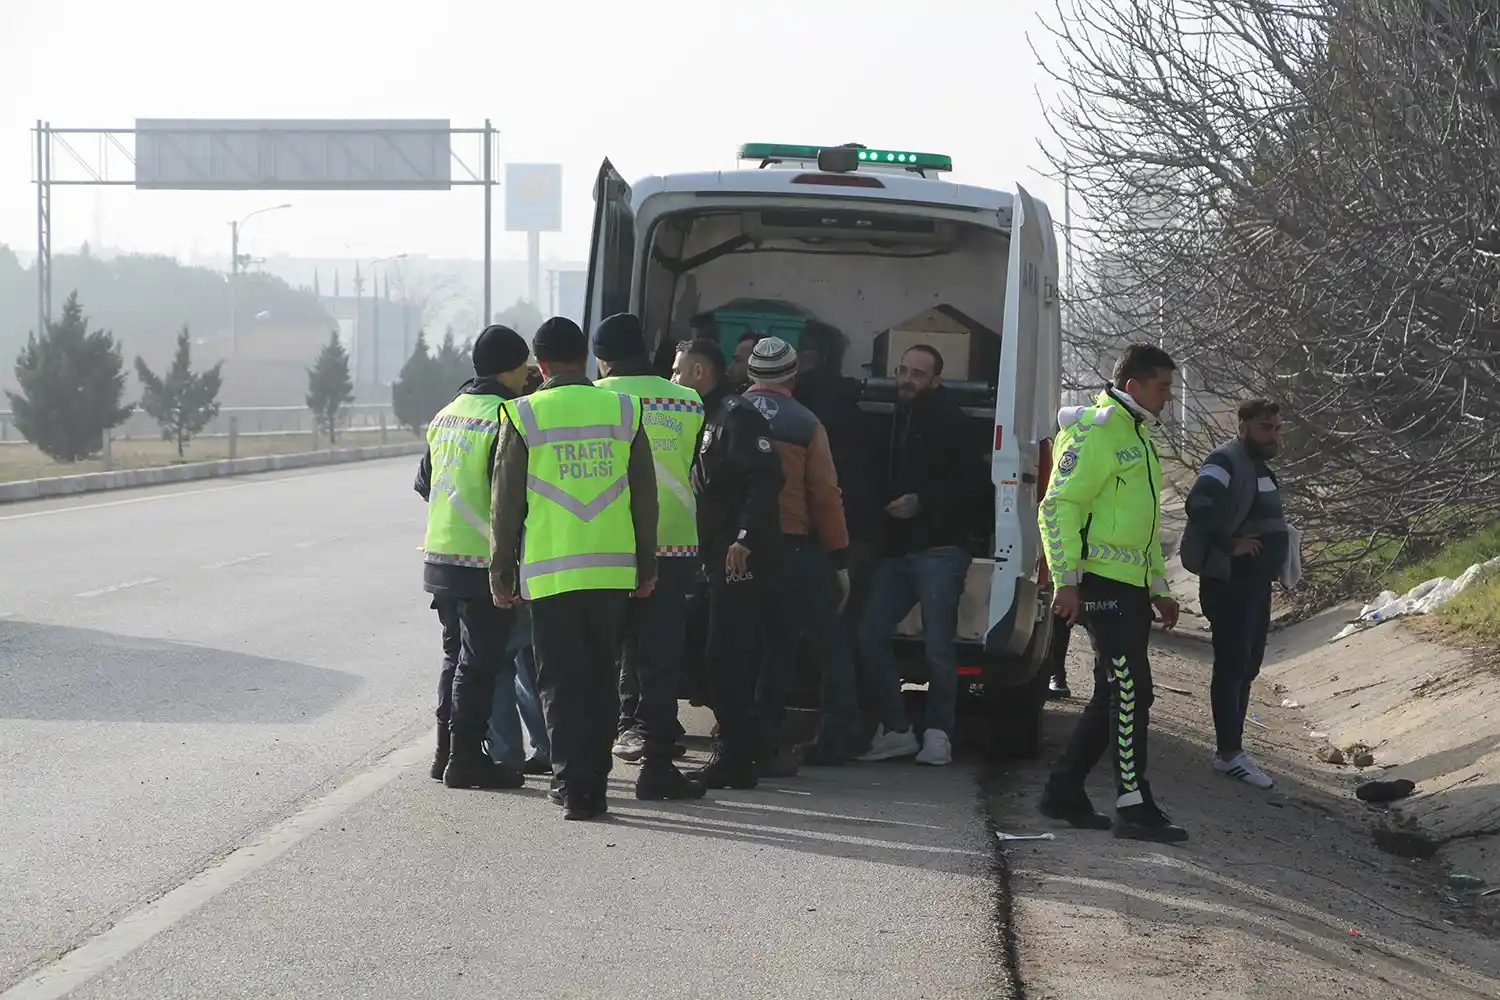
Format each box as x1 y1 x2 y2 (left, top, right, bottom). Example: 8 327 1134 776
502 384 642 599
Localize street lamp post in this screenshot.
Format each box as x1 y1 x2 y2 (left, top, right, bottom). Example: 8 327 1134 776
356 253 408 393
229 203 291 355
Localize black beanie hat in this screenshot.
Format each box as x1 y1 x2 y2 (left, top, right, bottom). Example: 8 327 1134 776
471 324 530 377
531 316 588 364
592 312 648 362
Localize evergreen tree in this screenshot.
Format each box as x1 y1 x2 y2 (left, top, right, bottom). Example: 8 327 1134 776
7 291 134 462
390 331 448 435
306 330 355 444
434 328 471 391
134 326 223 457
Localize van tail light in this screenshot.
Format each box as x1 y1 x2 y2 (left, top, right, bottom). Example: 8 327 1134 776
994 425 1004 451
1036 437 1054 589
791 173 886 188
957 665 983 677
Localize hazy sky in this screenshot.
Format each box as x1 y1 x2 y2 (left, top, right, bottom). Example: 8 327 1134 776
0 0 1065 266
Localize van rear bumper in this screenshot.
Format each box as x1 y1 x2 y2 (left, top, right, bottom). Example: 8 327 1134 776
893 577 1052 691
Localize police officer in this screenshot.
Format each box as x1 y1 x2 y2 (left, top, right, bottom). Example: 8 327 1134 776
489 317 659 821
1037 342 1186 844
417 324 533 790
593 313 707 801
671 338 783 789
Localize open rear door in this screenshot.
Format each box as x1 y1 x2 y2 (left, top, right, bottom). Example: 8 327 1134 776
986 184 1048 659
582 159 637 376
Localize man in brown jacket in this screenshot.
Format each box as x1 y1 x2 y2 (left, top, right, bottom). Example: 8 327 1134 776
488 316 659 820
742 337 859 775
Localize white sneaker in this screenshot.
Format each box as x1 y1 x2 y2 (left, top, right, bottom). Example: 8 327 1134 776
915 729 953 766
857 725 920 761
1215 751 1274 789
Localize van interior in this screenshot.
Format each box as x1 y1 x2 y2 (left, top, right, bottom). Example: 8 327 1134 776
634 204 1039 715
640 206 1009 568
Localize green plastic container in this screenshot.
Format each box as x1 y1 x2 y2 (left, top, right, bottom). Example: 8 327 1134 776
705 303 808 362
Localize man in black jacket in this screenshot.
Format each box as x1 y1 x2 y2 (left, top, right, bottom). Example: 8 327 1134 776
857 345 984 768
414 324 534 787
793 324 878 763
672 337 784 788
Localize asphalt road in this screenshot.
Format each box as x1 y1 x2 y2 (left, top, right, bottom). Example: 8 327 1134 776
0 459 1009 999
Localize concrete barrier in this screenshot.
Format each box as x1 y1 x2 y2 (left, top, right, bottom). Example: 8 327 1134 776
0 441 426 505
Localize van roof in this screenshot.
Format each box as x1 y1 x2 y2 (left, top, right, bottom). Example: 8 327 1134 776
628 168 1018 217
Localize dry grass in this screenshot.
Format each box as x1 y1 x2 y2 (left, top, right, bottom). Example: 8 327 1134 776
0 429 403 484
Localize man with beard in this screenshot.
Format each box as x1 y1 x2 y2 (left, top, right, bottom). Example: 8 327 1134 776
858 345 985 768
1181 397 1288 791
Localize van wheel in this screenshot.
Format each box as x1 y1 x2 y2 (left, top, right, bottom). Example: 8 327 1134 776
986 667 1047 761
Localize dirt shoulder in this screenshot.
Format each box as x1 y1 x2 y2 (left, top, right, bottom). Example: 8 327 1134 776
986 617 1500 998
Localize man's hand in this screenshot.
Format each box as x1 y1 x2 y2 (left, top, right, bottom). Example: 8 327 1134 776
726 542 752 578
632 575 658 599
834 568 851 614
1051 585 1080 624
491 585 519 609
1230 536 1262 557
884 493 922 520
1152 595 1180 630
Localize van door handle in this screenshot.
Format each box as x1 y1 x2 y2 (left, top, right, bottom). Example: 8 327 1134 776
1021 473 1037 484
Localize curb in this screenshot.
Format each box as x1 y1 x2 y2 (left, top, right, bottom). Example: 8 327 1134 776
0 441 426 505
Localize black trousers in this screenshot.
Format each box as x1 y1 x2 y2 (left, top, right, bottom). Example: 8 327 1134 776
1048 613 1073 685
703 568 765 760
531 589 629 790
433 596 462 726
616 557 695 750
1051 575 1155 808
448 597 517 743
1200 575 1273 758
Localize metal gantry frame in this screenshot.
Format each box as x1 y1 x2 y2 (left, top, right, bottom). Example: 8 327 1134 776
30 119 501 338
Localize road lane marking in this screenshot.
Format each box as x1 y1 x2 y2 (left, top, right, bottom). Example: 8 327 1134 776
200 552 272 570
75 578 160 599
0 476 318 522
0 734 429 1000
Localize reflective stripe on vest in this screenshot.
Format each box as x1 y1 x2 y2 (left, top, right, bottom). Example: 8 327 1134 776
423 392 504 569
594 375 705 556
504 385 642 599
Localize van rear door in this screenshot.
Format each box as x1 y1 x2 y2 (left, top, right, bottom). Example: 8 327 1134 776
583 159 636 373
986 184 1048 658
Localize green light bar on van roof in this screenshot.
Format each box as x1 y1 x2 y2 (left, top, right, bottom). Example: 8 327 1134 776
737 143 953 172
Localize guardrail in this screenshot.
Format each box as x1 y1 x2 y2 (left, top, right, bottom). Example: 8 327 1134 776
0 403 396 443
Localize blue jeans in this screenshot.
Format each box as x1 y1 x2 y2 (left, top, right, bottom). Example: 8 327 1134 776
486 605 551 768
859 546 973 736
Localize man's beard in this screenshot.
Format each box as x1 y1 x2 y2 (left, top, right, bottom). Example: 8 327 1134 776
1245 438 1278 461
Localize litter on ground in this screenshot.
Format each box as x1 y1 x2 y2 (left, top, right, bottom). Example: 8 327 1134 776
1332 556 1500 641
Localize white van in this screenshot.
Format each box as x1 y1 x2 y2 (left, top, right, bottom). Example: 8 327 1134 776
582 143 1062 758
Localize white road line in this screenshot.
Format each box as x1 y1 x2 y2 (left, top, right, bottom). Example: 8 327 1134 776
74 578 160 599
0 734 430 1000
200 552 272 570
0 475 317 523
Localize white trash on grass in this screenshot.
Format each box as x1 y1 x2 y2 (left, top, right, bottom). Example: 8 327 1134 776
1331 555 1500 641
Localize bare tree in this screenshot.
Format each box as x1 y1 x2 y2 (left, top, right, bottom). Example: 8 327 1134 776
384 264 465 333
1039 0 1500 590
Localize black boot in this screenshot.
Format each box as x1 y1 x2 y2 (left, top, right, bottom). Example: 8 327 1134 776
1113 802 1190 844
636 755 708 801
563 783 607 821
443 739 525 790
1038 781 1112 830
689 741 759 790
430 725 451 781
